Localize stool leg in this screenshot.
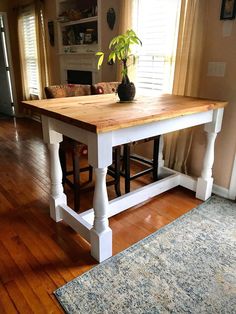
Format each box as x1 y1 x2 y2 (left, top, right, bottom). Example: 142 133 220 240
72 144 80 212
153 136 160 181
59 146 66 185
89 165 93 182
124 144 131 193
114 146 121 197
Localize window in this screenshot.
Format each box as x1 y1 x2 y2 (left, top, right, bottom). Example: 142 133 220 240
133 0 181 94
19 6 40 98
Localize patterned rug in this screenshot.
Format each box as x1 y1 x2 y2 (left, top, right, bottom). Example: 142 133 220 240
54 195 236 314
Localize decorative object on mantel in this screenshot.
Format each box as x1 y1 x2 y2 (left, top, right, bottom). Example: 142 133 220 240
220 0 236 20
54 195 236 313
96 29 142 101
107 8 116 30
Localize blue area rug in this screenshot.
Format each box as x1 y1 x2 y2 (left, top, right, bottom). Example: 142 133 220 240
54 195 236 313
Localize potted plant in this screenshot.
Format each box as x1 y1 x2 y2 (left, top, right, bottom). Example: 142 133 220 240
96 29 142 101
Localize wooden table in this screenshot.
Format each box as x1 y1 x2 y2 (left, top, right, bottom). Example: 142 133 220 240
22 93 227 262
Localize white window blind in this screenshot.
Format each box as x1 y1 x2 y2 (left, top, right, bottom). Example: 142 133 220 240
19 7 39 97
133 0 181 95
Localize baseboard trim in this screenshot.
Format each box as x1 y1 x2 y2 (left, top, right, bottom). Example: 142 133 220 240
212 184 231 199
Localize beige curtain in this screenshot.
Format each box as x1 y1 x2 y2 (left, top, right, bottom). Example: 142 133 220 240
35 0 50 99
18 0 50 100
163 0 206 173
116 0 133 81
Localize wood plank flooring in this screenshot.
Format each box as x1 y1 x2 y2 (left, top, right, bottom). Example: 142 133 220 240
0 117 202 313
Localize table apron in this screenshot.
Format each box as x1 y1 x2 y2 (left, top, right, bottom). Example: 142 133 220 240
44 110 213 148
112 110 213 146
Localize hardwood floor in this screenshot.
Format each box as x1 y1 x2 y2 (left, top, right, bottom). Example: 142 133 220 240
0 117 202 313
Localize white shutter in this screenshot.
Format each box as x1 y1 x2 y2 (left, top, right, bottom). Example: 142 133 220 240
20 7 39 97
133 0 181 95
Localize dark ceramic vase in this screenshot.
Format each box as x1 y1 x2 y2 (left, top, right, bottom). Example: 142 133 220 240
117 76 136 101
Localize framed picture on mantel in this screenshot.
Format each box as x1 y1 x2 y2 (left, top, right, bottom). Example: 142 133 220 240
220 0 236 19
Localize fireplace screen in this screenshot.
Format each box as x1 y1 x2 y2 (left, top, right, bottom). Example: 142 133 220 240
67 70 92 85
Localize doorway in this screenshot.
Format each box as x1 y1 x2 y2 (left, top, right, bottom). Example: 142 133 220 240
0 13 15 116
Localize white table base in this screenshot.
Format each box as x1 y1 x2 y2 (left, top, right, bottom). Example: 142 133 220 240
42 108 224 262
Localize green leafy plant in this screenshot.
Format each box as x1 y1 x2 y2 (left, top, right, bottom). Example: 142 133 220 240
96 29 142 84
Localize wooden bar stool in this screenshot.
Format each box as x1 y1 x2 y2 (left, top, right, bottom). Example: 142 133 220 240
92 82 160 194
91 81 122 197
45 84 93 211
59 138 93 212
121 135 160 193
45 83 122 211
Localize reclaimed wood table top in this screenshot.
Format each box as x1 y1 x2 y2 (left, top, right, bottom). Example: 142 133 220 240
22 93 227 134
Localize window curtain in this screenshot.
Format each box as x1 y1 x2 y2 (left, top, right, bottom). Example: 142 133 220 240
163 0 206 173
35 0 50 99
18 0 50 100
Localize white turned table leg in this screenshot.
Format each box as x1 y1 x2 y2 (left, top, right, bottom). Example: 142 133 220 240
90 167 112 262
196 108 224 200
196 132 217 200
41 116 67 222
48 143 67 221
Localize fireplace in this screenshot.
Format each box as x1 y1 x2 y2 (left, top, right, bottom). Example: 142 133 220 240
67 70 92 85
59 54 100 84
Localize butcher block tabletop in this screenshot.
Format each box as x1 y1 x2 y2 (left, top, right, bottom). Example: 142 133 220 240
22 93 227 133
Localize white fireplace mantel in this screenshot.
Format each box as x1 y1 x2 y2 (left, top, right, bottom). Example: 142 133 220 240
59 53 101 84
